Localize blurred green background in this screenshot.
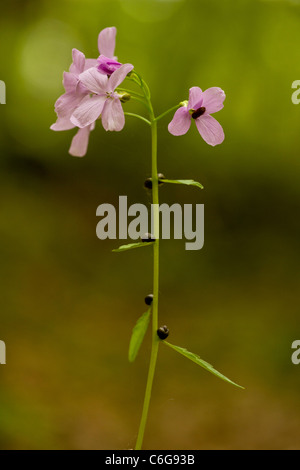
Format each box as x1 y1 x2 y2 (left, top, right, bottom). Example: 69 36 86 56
1 0 300 450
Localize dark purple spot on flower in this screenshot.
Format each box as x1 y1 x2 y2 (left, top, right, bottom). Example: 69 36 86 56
192 107 206 119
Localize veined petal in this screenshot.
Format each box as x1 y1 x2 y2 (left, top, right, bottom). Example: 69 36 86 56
195 114 225 146
98 27 117 58
168 107 191 136
70 49 85 75
188 87 203 110
54 91 85 118
108 63 134 92
71 94 106 128
78 67 108 94
50 116 75 131
201 87 226 115
69 125 92 157
84 58 99 71
101 98 125 132
63 72 78 93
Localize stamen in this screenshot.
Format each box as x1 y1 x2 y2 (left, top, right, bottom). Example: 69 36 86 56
191 107 206 119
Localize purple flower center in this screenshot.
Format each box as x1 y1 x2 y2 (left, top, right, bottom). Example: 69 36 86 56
97 56 122 75
191 107 206 119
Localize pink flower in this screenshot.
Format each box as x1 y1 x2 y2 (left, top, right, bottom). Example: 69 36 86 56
97 26 122 75
97 55 122 76
70 63 134 132
168 87 225 146
51 49 91 131
50 48 98 157
98 27 117 60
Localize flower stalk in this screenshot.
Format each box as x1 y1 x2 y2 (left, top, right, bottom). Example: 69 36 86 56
134 79 160 451
50 26 243 452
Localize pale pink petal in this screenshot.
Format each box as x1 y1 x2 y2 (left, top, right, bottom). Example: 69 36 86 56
201 87 226 115
76 80 90 95
84 58 98 70
101 98 125 132
54 91 85 119
168 107 191 136
98 27 117 58
78 67 108 94
195 115 225 146
63 72 78 93
71 95 106 128
51 89 87 131
70 49 85 74
50 116 75 131
188 87 203 110
107 63 134 92
69 125 92 157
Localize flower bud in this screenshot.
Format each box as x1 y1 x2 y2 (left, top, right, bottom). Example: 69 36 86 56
180 100 188 107
144 174 166 190
157 325 169 340
144 178 152 189
158 173 166 184
145 294 153 306
118 92 131 103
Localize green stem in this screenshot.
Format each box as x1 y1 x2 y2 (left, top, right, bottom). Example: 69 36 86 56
124 112 151 126
130 95 152 112
116 88 145 98
135 95 160 451
155 104 181 122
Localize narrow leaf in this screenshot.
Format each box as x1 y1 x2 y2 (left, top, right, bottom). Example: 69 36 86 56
163 341 244 389
112 242 154 253
160 179 204 190
128 309 151 362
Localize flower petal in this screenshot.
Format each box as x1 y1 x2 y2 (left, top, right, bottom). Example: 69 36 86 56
107 63 134 92
50 116 75 131
63 72 78 93
101 98 125 132
195 115 225 146
54 91 86 119
70 49 85 75
201 87 226 115
168 107 191 136
84 58 99 71
97 55 122 75
78 67 108 94
69 125 92 157
98 27 117 58
71 95 106 128
188 87 203 110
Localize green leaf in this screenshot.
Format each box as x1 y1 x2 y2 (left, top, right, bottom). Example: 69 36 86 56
159 179 204 190
163 341 244 389
128 309 152 362
112 242 154 253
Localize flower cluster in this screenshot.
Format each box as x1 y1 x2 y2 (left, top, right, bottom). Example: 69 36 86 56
51 27 226 157
51 27 132 157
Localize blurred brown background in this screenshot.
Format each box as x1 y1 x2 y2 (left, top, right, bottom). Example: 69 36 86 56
0 0 300 449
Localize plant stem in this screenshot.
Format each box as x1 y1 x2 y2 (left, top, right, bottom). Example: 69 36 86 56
135 97 160 451
130 95 152 112
116 87 145 98
124 112 151 126
155 104 181 122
